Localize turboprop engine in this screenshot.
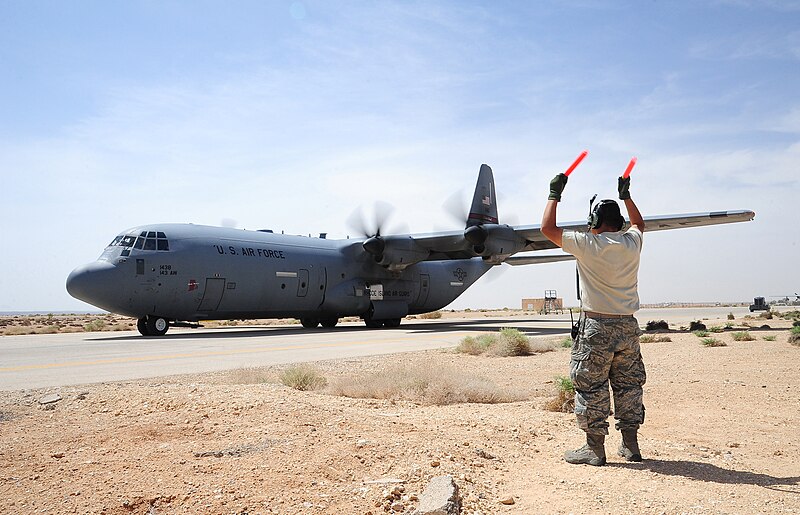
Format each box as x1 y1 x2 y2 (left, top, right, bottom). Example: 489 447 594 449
464 223 528 262
363 235 430 270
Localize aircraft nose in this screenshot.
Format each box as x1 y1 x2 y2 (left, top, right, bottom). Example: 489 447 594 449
66 261 120 308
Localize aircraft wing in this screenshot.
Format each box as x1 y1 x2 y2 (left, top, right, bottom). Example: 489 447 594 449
511 209 756 253
399 209 755 261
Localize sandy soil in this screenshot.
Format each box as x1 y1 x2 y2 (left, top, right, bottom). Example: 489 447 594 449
1 312 799 514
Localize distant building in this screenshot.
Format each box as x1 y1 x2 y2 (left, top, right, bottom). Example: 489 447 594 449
521 297 563 313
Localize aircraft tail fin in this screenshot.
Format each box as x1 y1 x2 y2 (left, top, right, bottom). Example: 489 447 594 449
466 164 498 228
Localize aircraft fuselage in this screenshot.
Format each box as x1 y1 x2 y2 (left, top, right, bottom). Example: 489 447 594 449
66 224 492 332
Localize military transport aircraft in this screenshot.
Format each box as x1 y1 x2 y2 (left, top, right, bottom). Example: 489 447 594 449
66 165 755 336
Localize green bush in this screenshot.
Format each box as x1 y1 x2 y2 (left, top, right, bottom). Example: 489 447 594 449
279 365 327 391
731 331 755 341
693 330 709 337
708 325 724 333
544 375 575 412
790 326 800 346
560 336 573 348
762 335 776 341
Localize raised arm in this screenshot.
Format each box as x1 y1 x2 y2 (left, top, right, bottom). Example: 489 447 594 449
541 173 568 247
618 176 645 231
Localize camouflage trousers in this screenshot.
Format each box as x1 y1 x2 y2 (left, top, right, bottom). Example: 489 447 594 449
570 315 646 435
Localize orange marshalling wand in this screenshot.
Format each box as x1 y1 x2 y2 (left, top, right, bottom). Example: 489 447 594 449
622 157 637 178
564 150 588 177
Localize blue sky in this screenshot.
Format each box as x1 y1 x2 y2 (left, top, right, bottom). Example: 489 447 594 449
1 0 798 311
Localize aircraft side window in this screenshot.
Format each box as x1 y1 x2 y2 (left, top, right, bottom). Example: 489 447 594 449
147 231 156 238
157 239 169 251
120 235 136 247
108 236 123 247
134 237 145 250
144 238 157 251
157 232 166 239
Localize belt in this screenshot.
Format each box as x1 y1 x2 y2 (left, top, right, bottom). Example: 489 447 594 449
582 311 633 319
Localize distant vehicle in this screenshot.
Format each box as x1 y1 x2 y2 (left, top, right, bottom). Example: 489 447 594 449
66 164 755 336
770 293 799 306
750 297 770 312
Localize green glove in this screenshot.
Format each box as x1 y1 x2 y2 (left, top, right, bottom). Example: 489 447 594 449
618 176 631 200
549 173 568 201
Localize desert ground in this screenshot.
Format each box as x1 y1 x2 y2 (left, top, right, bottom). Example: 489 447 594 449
1 309 799 514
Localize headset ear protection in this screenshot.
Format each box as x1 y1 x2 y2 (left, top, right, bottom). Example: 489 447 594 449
587 196 620 230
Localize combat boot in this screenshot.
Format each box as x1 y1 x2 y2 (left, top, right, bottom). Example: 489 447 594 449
564 433 606 466
618 429 642 462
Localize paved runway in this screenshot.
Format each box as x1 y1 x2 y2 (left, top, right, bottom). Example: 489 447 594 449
0 317 573 390
0 306 762 390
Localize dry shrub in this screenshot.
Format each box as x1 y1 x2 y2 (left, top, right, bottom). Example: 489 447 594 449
84 319 107 332
490 328 532 356
419 311 443 319
544 376 575 412
279 365 327 391
34 326 60 334
456 328 551 357
228 367 272 384
701 337 726 347
640 334 671 343
731 331 755 341
330 364 522 405
456 334 496 355
3 326 35 336
763 335 777 341
527 338 559 354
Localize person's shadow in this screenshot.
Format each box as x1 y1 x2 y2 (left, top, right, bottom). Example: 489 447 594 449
608 459 800 493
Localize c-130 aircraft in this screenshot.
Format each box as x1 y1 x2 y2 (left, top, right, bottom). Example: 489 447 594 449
66 165 754 336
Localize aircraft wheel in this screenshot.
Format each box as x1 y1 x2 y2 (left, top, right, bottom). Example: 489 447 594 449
364 317 383 328
384 318 401 328
146 316 169 336
300 318 319 328
137 317 150 336
320 318 338 328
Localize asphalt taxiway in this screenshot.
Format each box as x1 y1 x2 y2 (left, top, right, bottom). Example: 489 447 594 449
0 306 758 390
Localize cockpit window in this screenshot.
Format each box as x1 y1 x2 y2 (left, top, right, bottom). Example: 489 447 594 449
108 232 170 251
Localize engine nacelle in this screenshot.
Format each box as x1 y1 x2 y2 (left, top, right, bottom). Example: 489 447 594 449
472 224 527 261
373 236 430 270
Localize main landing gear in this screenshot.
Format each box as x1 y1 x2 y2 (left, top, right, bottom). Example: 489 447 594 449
363 315 402 328
300 317 340 329
137 316 170 336
298 316 401 329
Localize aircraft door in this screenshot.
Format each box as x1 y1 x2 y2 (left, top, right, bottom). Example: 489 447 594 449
297 269 309 297
417 274 430 306
198 278 226 311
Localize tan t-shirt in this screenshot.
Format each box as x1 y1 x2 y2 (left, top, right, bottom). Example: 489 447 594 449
561 227 643 315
